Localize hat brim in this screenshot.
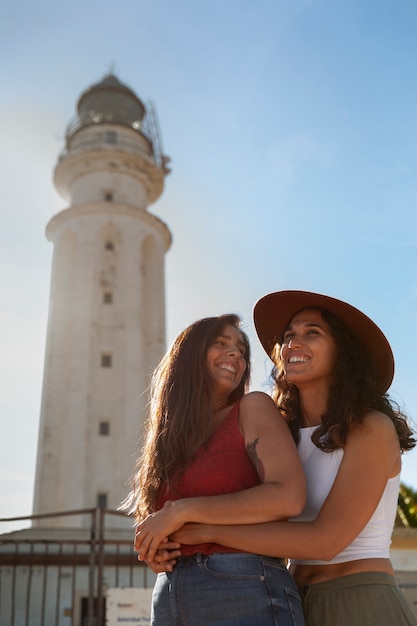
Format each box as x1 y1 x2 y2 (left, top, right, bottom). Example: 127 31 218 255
253 290 394 394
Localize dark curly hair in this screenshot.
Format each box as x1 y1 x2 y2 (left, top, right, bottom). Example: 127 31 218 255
271 308 416 453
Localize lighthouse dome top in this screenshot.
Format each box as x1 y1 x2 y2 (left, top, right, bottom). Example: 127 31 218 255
66 73 147 137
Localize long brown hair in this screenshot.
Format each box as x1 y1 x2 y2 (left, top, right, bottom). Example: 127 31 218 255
130 314 251 520
271 308 416 452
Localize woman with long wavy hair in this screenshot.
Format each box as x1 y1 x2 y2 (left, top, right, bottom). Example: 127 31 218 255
129 313 306 625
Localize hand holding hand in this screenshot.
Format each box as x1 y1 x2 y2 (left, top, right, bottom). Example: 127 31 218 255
140 538 182 573
135 501 184 562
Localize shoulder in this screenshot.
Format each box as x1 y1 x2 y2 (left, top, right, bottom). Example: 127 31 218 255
238 391 286 432
346 410 400 467
239 391 277 411
341 410 401 480
354 410 398 439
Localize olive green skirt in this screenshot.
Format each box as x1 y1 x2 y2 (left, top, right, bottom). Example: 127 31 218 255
300 571 416 626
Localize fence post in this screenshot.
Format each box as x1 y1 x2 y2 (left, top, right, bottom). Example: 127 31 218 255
87 509 97 626
96 508 105 625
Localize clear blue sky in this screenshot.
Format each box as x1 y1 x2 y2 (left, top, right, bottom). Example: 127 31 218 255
1 0 417 530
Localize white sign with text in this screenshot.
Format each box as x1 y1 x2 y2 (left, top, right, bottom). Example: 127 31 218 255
106 588 153 625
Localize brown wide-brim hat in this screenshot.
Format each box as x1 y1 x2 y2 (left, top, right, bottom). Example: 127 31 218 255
253 290 394 394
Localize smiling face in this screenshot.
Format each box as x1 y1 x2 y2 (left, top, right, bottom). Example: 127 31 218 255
280 308 337 391
206 324 247 404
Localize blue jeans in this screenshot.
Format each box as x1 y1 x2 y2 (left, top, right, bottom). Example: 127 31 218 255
151 552 305 625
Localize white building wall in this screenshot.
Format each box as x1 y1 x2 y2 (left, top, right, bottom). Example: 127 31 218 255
71 170 148 208
33 205 170 526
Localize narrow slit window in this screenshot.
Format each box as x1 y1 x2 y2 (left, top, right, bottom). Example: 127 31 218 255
99 421 110 436
97 493 108 509
104 191 113 202
101 354 112 368
105 241 114 250
103 292 113 304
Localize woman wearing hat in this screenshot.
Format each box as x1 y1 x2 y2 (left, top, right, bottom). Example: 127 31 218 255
168 292 416 626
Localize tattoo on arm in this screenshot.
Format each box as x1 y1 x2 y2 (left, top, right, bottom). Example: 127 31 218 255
246 438 265 482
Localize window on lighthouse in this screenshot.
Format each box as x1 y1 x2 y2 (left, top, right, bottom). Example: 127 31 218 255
105 241 114 250
103 292 113 304
101 354 112 368
97 493 108 509
99 421 110 435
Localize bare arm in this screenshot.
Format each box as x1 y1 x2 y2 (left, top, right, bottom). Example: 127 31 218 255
135 391 306 561
172 411 401 561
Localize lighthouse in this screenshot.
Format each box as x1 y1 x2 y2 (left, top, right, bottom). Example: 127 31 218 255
32 74 172 527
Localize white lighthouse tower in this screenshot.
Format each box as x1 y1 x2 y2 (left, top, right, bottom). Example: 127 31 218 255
32 74 172 527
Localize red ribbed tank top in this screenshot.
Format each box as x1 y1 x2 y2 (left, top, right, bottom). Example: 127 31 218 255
159 399 260 556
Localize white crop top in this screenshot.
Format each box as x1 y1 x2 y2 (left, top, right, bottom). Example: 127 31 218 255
290 426 401 565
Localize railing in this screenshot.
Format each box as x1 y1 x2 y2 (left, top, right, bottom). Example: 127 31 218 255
0 508 149 626
65 114 152 145
62 102 169 173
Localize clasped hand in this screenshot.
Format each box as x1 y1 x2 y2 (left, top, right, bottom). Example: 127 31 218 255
134 500 184 563
134 503 212 573
138 524 210 573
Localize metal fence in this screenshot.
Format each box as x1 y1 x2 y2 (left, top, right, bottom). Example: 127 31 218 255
0 509 152 626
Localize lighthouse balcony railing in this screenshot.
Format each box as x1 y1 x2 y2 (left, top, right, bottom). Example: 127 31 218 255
62 112 165 169
65 112 154 143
